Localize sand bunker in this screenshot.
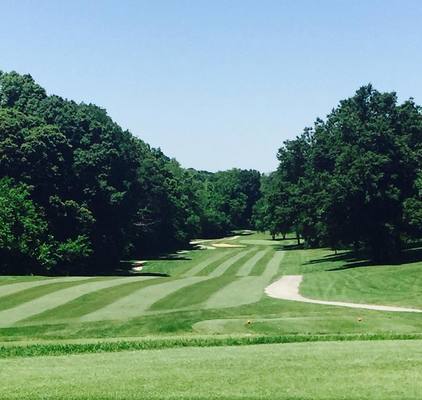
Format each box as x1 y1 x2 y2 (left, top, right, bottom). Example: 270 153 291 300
265 275 422 313
131 260 147 272
212 243 245 248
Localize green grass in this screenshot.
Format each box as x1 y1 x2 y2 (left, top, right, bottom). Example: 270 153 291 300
150 275 237 310
2 232 422 399
23 277 166 323
2 332 422 358
2 232 422 343
198 248 245 275
301 260 422 308
2 340 422 399
0 276 49 285
0 279 96 311
220 247 262 276
249 248 277 275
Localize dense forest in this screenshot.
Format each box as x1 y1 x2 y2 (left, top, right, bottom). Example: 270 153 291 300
2 72 422 275
0 71 261 274
254 85 422 262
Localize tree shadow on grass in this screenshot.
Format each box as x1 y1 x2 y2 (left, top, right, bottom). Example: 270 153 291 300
303 245 422 272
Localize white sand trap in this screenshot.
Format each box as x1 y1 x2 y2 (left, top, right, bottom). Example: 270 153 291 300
0 276 156 327
265 275 422 313
212 243 245 248
190 239 212 245
223 235 240 241
198 245 216 250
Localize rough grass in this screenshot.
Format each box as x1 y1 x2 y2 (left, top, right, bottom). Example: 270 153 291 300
301 261 422 308
2 333 422 359
2 340 422 399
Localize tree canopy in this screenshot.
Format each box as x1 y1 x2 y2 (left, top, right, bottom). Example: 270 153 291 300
255 85 422 261
0 71 261 274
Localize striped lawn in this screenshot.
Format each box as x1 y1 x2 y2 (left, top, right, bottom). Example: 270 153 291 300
0 276 50 286
80 276 209 322
150 275 238 311
249 249 280 275
206 248 256 277
0 278 99 312
221 247 262 276
205 251 285 309
195 249 242 276
22 276 163 324
0 243 286 327
182 251 230 277
0 277 154 327
236 248 270 276
0 277 92 299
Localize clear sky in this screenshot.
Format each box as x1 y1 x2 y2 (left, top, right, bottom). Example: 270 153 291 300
1 0 422 172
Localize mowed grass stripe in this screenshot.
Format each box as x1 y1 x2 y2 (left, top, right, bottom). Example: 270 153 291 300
262 250 285 279
196 249 242 276
0 276 50 286
182 251 229 277
237 248 270 276
222 247 262 276
0 277 92 299
249 248 279 276
0 277 151 327
0 278 99 312
206 248 255 277
205 251 285 309
81 276 209 322
150 275 238 311
22 276 164 324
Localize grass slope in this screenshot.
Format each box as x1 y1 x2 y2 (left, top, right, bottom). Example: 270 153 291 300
1 340 422 399
23 276 164 324
1 232 422 342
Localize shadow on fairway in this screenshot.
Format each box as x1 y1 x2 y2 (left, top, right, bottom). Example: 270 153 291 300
278 243 304 251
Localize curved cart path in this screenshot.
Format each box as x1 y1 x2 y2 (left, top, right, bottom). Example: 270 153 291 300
265 275 422 313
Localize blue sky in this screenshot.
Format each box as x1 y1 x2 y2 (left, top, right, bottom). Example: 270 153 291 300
1 0 422 172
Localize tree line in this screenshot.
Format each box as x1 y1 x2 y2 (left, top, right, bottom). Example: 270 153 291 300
0 71 261 275
254 85 422 262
